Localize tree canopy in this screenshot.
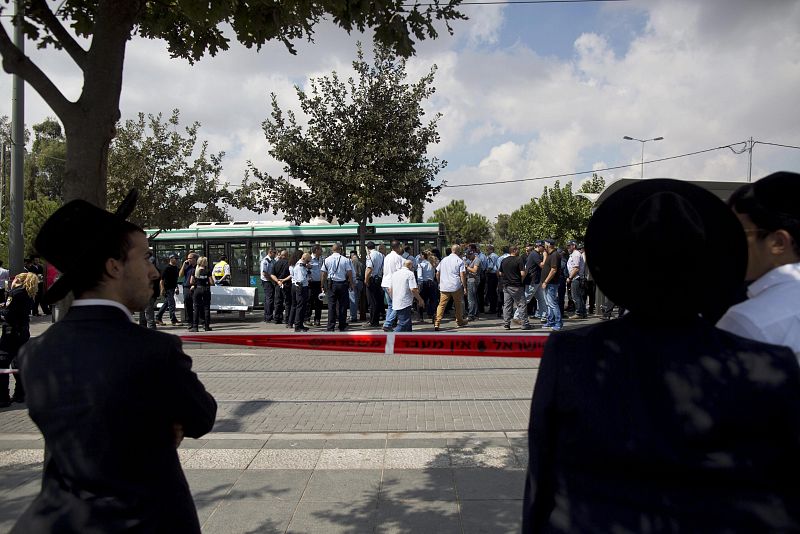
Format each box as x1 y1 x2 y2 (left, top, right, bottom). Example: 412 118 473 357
0 0 464 207
428 199 492 244
236 42 446 253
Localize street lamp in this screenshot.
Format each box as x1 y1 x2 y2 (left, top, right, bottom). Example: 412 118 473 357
623 136 664 178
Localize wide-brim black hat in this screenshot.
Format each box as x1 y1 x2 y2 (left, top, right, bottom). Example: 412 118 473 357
35 190 140 304
585 179 746 318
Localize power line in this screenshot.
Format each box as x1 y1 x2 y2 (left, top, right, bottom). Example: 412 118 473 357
408 0 626 5
754 141 800 151
442 141 748 188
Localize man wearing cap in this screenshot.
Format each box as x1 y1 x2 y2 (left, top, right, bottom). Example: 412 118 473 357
321 243 354 332
499 246 533 330
524 179 800 532
211 254 231 286
540 239 562 330
307 244 324 326
566 240 587 319
156 254 180 326
13 192 217 533
717 171 800 356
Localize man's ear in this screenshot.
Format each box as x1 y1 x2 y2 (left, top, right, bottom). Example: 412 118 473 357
104 257 125 281
769 229 795 256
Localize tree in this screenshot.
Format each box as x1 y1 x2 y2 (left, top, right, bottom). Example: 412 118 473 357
506 175 606 245
236 42 446 255
0 1 464 208
428 199 491 244
0 197 60 261
107 110 230 230
493 212 511 250
25 117 66 201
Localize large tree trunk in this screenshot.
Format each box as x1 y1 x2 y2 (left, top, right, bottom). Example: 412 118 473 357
358 217 368 259
63 117 115 206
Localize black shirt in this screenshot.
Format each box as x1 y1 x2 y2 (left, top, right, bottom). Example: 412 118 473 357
500 255 525 287
161 264 179 290
272 259 290 280
525 251 543 285
182 264 195 288
543 252 561 285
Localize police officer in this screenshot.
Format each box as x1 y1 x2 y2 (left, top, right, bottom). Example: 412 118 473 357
307 244 324 326
321 243 353 332
364 241 384 327
260 248 277 323
212 254 231 286
179 252 198 327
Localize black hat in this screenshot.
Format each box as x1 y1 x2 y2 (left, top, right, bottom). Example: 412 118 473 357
366 241 375 249
585 179 746 318
544 239 556 246
35 190 141 305
566 240 577 246
534 240 544 247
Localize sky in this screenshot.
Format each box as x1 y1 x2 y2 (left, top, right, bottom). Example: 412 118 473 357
1 0 799 224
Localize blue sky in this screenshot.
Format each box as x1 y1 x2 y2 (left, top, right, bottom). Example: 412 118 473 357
1 0 798 221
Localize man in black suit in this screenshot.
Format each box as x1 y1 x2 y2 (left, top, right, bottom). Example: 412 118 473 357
13 191 217 534
523 179 800 532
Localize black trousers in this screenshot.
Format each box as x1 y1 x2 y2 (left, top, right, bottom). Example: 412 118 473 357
307 281 323 322
182 286 194 324
294 285 309 329
274 284 290 322
327 281 349 331
262 280 275 321
366 277 383 326
192 285 211 328
285 285 296 326
477 275 486 313
486 273 498 313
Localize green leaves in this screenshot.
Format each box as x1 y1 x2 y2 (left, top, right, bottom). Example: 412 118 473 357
428 200 491 244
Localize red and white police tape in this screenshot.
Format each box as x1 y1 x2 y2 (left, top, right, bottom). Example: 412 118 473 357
180 332 548 358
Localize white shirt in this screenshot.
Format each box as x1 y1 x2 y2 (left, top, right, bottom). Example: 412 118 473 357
436 253 466 292
417 259 435 282
389 267 418 310
567 250 585 277
0 267 9 288
321 252 352 282
72 298 133 319
366 250 384 278
292 260 309 287
381 251 405 288
260 256 274 282
717 262 800 358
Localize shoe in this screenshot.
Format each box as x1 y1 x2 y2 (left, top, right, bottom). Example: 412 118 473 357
204 327 212 331
503 324 511 330
186 325 195 331
521 325 534 330
285 323 292 329
171 321 180 326
382 326 392 332
314 321 321 327
155 320 165 326
295 327 309 332
577 314 588 319
551 326 562 331
274 320 284 325
188 327 199 332
434 326 440 331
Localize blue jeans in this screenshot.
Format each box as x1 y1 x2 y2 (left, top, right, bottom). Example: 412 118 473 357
571 277 586 316
467 278 479 318
535 285 548 319
514 283 536 320
394 306 413 332
383 288 397 328
156 290 177 323
349 279 364 321
544 284 562 329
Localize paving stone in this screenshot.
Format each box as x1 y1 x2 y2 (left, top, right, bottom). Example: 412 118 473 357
459 500 522 534
194 499 221 526
384 448 450 469
228 470 312 502
180 439 209 449
324 438 386 449
446 437 510 448
380 469 456 501
302 470 382 503
453 469 526 500
182 449 258 470
449 447 521 469
387 438 448 448
286 501 378 533
249 449 321 470
316 448 385 470
184 469 243 501
0 449 43 470
203 439 266 449
201 499 295 534
262 439 326 449
0 441 44 450
375 499 461 534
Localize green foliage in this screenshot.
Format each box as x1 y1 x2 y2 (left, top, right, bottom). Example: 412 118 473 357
236 42 445 247
107 110 231 230
25 117 66 201
0 197 60 261
578 173 605 194
505 175 606 247
428 199 491 244
20 0 465 61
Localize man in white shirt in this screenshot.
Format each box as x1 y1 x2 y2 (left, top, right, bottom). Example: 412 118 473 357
565 240 587 319
364 241 384 327
380 240 406 331
0 260 9 302
321 243 354 332
260 248 276 323
388 260 425 332
717 172 800 357
434 244 468 331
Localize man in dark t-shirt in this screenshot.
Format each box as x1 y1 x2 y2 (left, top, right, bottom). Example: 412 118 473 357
270 250 291 323
541 239 562 330
498 246 532 330
156 254 180 325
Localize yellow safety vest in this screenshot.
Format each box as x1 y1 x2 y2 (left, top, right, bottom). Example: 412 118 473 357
212 260 229 281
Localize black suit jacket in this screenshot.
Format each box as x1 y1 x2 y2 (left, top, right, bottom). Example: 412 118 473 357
13 305 217 534
523 314 800 533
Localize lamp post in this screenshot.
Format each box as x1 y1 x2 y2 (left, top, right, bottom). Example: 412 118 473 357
623 136 664 178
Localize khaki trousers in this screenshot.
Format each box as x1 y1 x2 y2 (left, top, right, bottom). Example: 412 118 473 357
435 289 468 327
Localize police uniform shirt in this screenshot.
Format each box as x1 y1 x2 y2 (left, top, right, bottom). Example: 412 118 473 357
309 254 323 282
260 256 274 282
567 250 585 277
321 252 352 282
293 261 309 287
487 253 500 274
417 260 435 282
381 251 405 288
366 250 384 278
478 252 488 272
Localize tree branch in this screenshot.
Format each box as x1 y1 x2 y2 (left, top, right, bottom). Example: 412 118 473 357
0 22 73 121
29 0 88 70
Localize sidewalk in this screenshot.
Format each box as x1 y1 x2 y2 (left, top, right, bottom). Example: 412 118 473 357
0 431 527 533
